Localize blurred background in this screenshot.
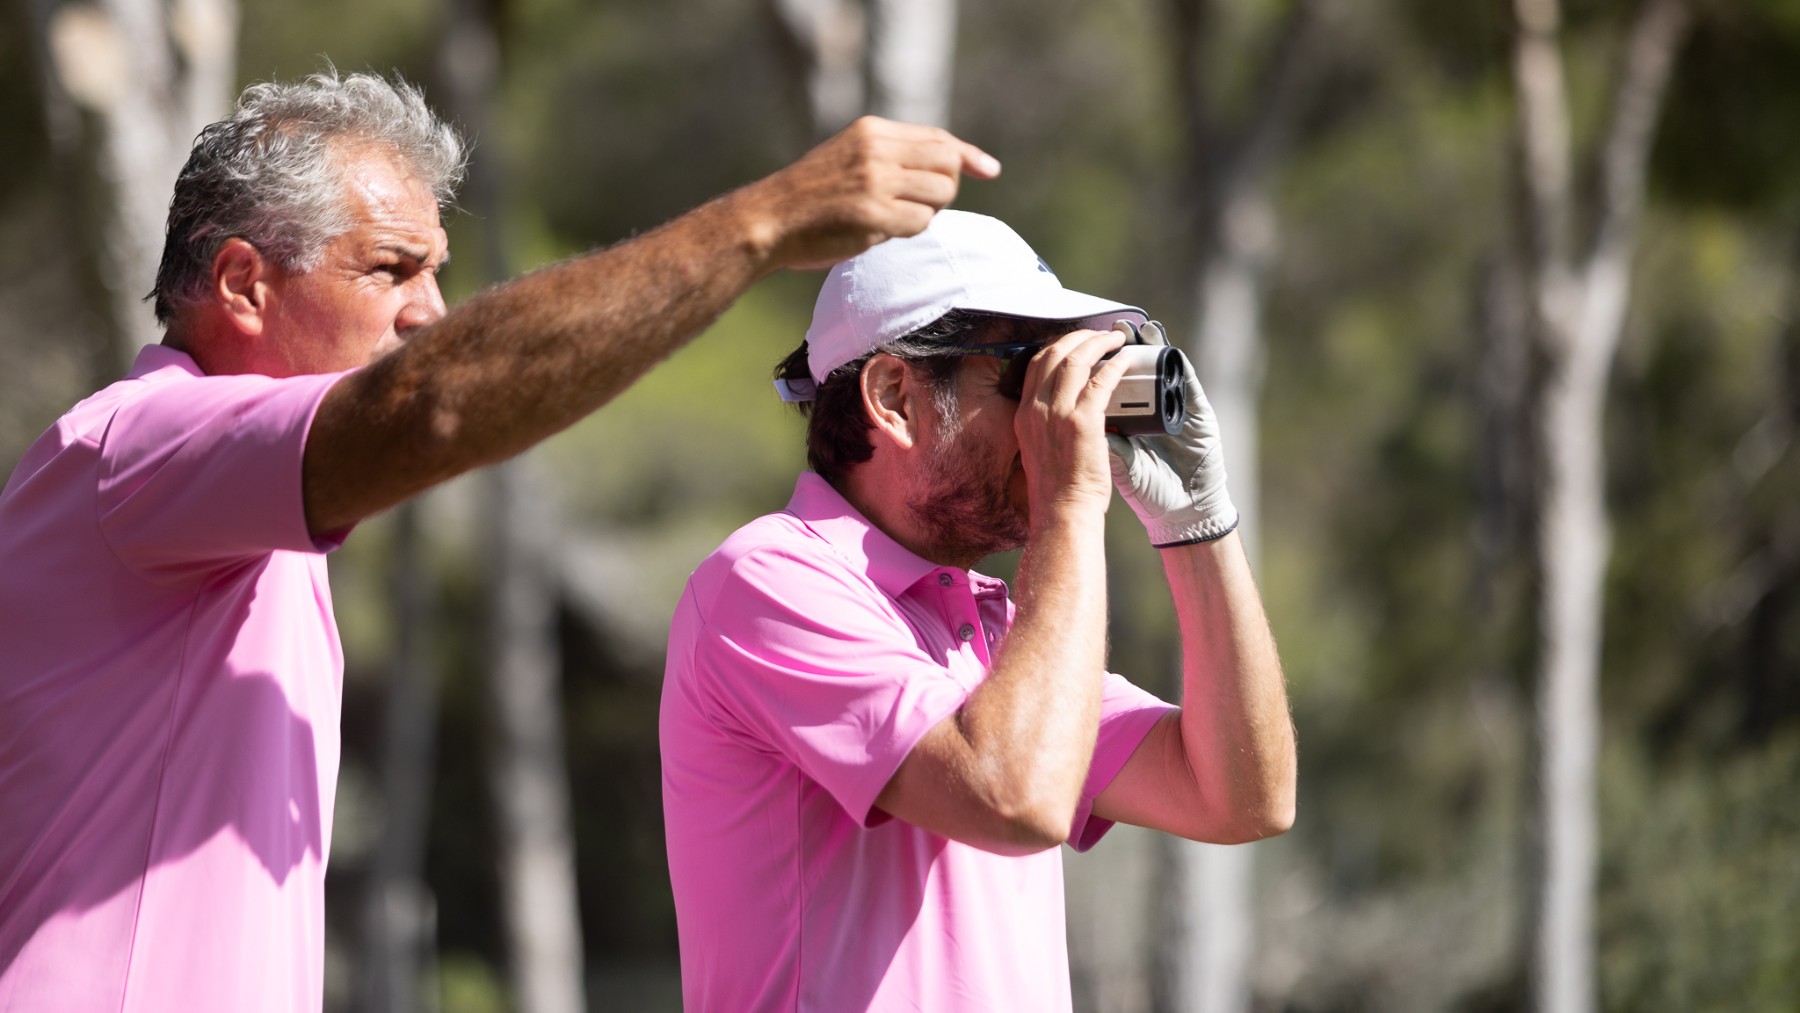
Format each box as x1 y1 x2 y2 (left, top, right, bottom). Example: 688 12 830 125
4 0 1798 1010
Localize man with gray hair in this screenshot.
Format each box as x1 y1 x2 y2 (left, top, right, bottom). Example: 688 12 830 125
0 70 998 1010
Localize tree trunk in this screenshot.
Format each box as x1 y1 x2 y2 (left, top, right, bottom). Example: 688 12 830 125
1528 321 1608 1013
1155 195 1271 1013
483 461 586 1013
770 0 956 137
1154 4 1328 1010
359 503 443 1013
26 0 236 368
439 3 589 1010
866 0 956 128
768 0 868 138
1507 1 1690 1010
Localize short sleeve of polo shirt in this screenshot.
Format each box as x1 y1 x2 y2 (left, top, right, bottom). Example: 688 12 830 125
681 536 974 828
96 368 349 581
1069 672 1177 851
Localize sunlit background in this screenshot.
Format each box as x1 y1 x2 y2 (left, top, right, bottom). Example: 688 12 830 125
4 0 1797 1010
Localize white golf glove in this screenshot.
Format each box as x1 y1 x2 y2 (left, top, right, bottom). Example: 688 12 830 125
1105 323 1239 547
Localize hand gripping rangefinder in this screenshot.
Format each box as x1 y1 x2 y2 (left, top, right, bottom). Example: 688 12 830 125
1102 320 1189 437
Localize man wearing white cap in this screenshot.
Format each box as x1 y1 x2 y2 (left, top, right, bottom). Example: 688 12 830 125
660 210 1296 1011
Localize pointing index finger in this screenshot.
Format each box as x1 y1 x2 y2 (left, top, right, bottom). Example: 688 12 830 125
958 141 1001 180
886 120 1000 179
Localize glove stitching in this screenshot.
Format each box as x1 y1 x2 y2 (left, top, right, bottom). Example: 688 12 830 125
1150 512 1240 549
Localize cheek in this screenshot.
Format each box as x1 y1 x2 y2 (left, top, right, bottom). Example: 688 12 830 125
369 331 407 362
349 293 405 339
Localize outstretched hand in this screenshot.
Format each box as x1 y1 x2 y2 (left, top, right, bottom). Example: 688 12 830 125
740 116 1001 273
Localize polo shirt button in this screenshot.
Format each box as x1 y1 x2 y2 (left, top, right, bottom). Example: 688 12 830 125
958 624 975 642
938 573 953 587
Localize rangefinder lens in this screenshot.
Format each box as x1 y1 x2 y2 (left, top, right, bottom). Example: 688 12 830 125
979 325 1189 438
1103 344 1188 437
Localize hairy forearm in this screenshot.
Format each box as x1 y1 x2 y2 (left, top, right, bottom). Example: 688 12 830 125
401 189 776 434
302 115 997 534
306 190 768 530
953 508 1110 844
1164 533 1296 839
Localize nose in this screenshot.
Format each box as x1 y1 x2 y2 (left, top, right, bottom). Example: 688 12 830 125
396 273 448 334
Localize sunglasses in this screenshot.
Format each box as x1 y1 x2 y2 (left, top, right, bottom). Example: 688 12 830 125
949 341 1046 401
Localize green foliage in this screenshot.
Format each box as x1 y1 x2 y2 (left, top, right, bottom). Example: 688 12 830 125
542 276 812 530
236 0 440 85
0 6 47 201
438 951 510 1013
506 0 803 251
1598 732 1800 1011
1656 4 1800 210
7 0 1800 1008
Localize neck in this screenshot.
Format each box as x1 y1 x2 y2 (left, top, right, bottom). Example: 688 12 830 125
836 463 980 572
162 318 262 376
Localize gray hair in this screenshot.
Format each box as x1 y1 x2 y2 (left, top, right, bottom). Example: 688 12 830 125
151 69 467 325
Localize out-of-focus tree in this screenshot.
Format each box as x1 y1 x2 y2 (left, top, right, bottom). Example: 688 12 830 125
357 503 441 1013
1152 2 1338 1010
440 0 589 1009
769 0 865 136
1504 1 1692 1011
22 0 237 369
769 0 957 136
13 0 1800 1009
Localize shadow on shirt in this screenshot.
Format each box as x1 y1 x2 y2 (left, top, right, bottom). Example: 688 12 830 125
0 666 325 977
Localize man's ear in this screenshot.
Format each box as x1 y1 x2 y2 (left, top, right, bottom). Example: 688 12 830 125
212 238 272 336
860 354 931 452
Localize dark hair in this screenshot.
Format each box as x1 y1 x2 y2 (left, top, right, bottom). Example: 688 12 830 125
775 310 1080 484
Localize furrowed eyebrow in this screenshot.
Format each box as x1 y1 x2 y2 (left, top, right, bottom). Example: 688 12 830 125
378 244 450 268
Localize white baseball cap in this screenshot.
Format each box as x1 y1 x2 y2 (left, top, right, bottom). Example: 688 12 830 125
777 210 1145 401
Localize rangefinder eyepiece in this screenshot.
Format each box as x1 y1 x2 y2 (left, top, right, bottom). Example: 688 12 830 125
1103 321 1188 437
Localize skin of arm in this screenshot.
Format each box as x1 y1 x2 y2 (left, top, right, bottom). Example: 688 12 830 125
303 117 999 535
873 330 1135 856
1090 530 1298 844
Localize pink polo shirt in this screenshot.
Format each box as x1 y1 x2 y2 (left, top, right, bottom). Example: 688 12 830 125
0 346 349 1012
661 472 1174 1012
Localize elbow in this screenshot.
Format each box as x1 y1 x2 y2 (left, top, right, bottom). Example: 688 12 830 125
990 810 1073 856
1240 799 1297 842
1267 799 1297 837
1207 794 1296 845
1179 775 1296 845
979 793 1077 857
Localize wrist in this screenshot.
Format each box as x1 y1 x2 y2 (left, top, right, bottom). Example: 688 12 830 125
1151 510 1240 549
702 184 788 280
1029 490 1110 534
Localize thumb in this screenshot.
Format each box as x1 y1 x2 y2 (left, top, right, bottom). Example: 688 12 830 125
1106 433 1136 482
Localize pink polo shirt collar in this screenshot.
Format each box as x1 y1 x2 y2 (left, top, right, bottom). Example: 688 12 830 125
783 471 1012 602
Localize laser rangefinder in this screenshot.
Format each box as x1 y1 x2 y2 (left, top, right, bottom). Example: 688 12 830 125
986 319 1190 435
1102 320 1189 437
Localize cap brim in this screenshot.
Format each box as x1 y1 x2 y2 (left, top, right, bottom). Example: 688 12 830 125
953 285 1146 330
